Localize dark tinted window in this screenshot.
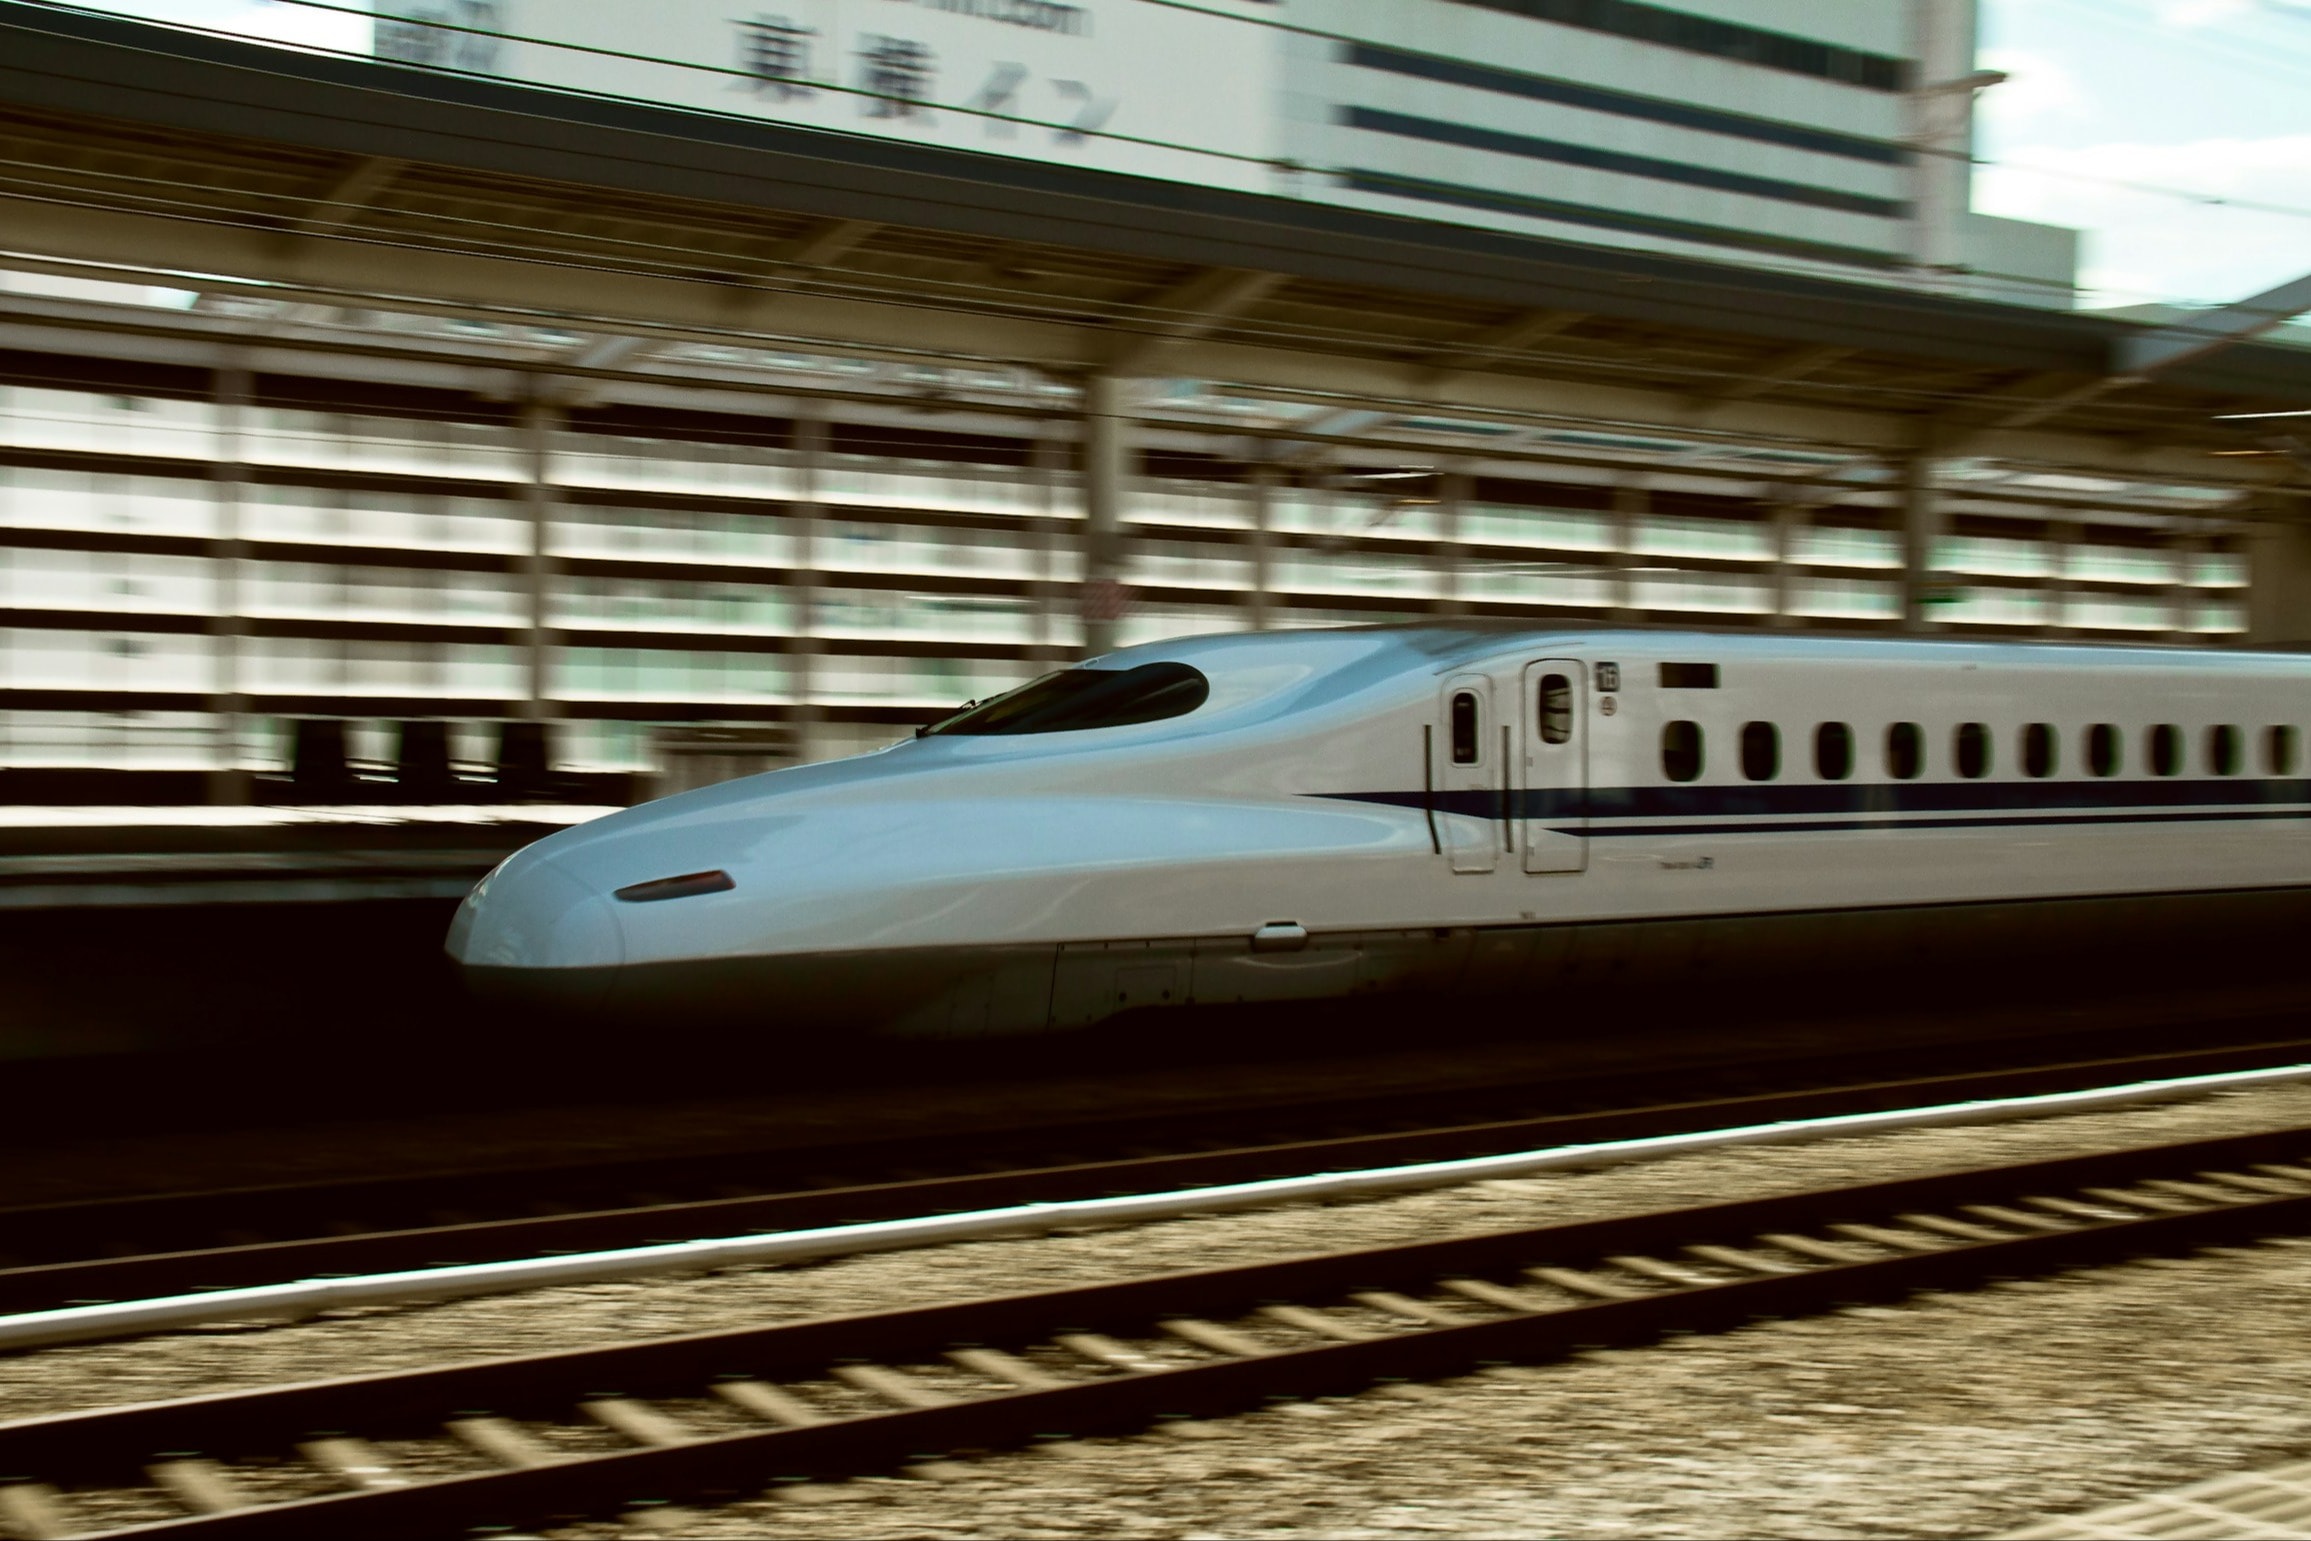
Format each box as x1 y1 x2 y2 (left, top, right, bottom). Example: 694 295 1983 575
1539 674 1572 744
923 662 1209 736
2022 723 2056 779
2209 724 2240 776
1886 722 1922 780
2087 723 2119 777
1740 721 1779 781
1659 662 1719 688
1451 691 1481 765
1815 722 1853 781
2269 726 2299 777
2149 723 2180 776
1955 722 1991 780
1662 720 1704 782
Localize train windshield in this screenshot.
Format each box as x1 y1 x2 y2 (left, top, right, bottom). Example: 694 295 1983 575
920 662 1211 736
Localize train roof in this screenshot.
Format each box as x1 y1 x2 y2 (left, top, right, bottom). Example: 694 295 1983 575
1100 624 2311 680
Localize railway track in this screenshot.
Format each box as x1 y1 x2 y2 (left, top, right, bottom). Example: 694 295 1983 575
3 1037 2307 1324
4 1124 2309 1539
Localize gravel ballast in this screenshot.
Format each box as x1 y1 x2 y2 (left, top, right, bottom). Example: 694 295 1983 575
5 1079 2311 1537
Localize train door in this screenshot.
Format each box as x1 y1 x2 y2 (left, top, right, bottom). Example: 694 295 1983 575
1435 673 1501 874
1520 659 1587 874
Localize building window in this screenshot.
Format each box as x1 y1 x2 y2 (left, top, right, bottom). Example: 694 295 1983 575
1538 674 1572 744
1886 721 1922 781
1451 691 1481 765
2209 724 2240 777
1662 720 1704 783
1740 721 1779 781
2268 725 2299 777
2149 723 2180 777
1814 722 1853 781
1954 722 1991 780
2022 723 2056 779
2087 724 2120 778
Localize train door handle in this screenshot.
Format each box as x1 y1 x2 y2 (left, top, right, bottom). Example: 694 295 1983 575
1251 921 1310 953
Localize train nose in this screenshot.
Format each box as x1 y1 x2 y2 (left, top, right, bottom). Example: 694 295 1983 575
447 853 626 1005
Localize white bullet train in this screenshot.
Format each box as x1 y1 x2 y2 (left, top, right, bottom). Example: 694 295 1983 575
447 626 2311 1035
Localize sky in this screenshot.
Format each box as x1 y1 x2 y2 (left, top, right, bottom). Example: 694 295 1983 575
1974 0 2311 313
25 0 2311 318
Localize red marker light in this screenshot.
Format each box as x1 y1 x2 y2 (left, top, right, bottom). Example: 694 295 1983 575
614 870 736 903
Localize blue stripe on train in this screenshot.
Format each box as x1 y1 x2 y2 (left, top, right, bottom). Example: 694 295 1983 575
1318 779 2311 826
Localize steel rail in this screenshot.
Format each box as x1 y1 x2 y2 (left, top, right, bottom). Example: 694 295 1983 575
6 1125 2311 1539
3 1037 2307 1322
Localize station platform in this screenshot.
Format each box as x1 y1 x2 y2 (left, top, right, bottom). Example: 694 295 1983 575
0 806 613 909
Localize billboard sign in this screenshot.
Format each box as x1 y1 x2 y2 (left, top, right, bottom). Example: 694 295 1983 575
374 1 1287 193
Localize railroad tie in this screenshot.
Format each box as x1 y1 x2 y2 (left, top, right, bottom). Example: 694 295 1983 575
2022 1194 2138 1223
832 1364 954 1409
1522 1266 1644 1301
1160 1317 1270 1358
1350 1289 1470 1324
1605 1254 1719 1288
713 1380 825 1427
1827 1222 1947 1254
2255 1162 2311 1184
1683 1243 1804 1276
2140 1177 2256 1205
447 1417 560 1469
1056 1332 1170 1373
582 1399 696 1447
299 1437 413 1491
2197 1169 2308 1197
0 1482 69 1541
1757 1232 1870 1265
146 1459 250 1515
1961 1204 2076 1235
2080 1186 2201 1215
1259 1304 1378 1342
947 1346 1069 1390
1438 1277 1546 1313
1895 1212 2010 1244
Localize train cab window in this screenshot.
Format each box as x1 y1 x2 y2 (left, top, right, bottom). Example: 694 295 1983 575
2269 726 2299 777
1450 692 1481 765
921 661 1209 736
1815 722 1853 781
2149 723 2181 777
2209 724 2241 777
2021 723 2056 779
1661 720 1704 783
1954 722 1991 780
1538 675 1572 745
1739 721 1779 781
1885 721 1923 780
2087 723 2120 777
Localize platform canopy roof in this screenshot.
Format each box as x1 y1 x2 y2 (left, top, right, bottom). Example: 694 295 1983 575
0 1 2307 493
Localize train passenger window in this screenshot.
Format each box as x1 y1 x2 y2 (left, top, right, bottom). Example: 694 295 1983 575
2022 723 2056 779
1815 722 1853 781
1538 675 1572 744
2149 723 2180 777
1885 722 1922 780
921 661 1210 736
2269 726 2299 777
2087 724 2119 777
1661 721 1704 783
2209 724 2240 777
1954 722 1991 780
1739 721 1779 781
1450 692 1481 765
